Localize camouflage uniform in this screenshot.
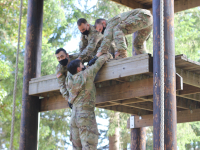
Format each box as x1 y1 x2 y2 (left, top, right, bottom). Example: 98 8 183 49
78 24 103 62
66 54 111 150
56 55 78 99
97 9 153 56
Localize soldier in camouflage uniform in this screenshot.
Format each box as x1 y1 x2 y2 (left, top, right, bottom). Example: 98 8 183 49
77 18 103 62
88 9 153 65
55 48 78 101
66 53 112 150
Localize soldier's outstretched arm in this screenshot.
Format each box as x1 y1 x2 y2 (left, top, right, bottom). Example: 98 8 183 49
86 53 111 79
78 31 103 60
88 27 113 66
69 53 79 61
56 68 68 100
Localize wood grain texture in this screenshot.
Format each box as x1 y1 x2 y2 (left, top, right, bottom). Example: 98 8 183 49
127 109 200 128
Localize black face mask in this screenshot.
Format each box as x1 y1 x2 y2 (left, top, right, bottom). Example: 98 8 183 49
101 27 106 34
81 29 89 35
59 58 68 66
82 66 86 71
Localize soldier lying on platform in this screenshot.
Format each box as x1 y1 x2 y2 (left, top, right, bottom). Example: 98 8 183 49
55 48 78 102
66 53 112 150
88 8 153 66
77 18 103 62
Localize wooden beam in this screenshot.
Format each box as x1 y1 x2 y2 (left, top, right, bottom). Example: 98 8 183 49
179 84 200 95
104 105 151 115
96 78 153 103
178 93 200 102
110 0 146 9
96 98 146 108
40 94 69 112
111 0 200 13
95 54 152 82
127 109 200 128
176 68 200 88
29 54 153 96
174 0 200 13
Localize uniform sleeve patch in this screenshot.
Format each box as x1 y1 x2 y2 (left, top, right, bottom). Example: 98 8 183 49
57 72 62 78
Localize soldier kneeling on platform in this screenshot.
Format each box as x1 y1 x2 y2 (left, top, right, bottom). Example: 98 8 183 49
66 53 112 150
88 8 153 66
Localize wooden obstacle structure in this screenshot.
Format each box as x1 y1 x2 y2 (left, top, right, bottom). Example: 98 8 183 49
19 0 200 149
29 54 200 114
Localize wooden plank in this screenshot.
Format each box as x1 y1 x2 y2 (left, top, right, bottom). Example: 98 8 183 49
95 54 152 82
177 97 200 110
127 109 200 128
108 101 153 111
178 93 200 102
96 78 153 103
179 84 200 95
96 98 146 107
110 0 146 9
104 105 151 115
111 0 200 13
176 68 200 88
174 0 200 13
29 54 152 95
40 94 69 112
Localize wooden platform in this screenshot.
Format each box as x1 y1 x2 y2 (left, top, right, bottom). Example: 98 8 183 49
110 0 200 13
29 53 200 122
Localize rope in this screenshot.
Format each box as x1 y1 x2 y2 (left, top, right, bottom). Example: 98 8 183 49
9 0 23 149
160 0 164 149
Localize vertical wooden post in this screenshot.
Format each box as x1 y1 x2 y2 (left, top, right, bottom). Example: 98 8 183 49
153 0 161 149
153 0 177 149
19 0 43 149
131 127 146 150
164 0 177 149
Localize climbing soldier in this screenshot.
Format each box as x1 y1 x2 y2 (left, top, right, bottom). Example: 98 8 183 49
55 48 78 104
66 53 112 150
77 18 103 62
88 8 153 65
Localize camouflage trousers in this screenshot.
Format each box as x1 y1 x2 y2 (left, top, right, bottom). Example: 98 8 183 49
70 106 99 150
113 9 153 55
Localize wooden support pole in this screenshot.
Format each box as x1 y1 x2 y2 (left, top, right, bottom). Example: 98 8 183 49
153 0 161 148
164 0 177 149
131 116 146 150
153 0 177 149
19 0 43 149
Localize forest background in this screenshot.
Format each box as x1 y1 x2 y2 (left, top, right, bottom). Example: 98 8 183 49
0 0 200 149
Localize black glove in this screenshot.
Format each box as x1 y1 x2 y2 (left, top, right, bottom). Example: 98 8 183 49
68 101 73 109
88 56 98 66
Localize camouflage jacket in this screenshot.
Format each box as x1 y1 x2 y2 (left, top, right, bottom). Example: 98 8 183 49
56 55 78 99
79 24 103 61
66 54 111 108
97 9 142 53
